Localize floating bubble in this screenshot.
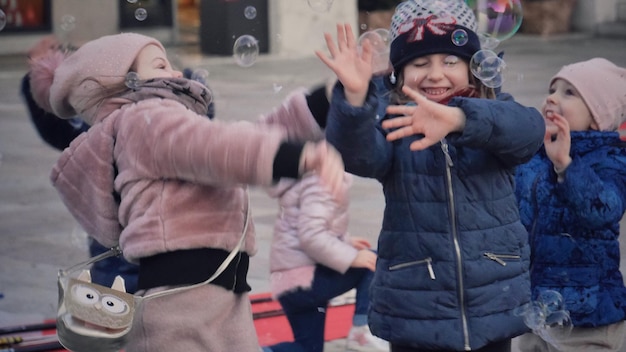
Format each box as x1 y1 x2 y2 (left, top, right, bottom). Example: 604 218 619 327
127 0 138 3
373 28 391 45
538 290 564 313
244 6 257 20
272 83 283 93
470 49 506 82
358 30 391 73
0 9 6 32
135 8 148 21
451 28 469 46
520 301 547 331
517 290 574 350
474 0 523 42
233 35 259 67
478 33 500 51
60 14 76 32
125 72 141 89
538 310 573 350
482 72 504 89
191 68 210 85
307 0 333 13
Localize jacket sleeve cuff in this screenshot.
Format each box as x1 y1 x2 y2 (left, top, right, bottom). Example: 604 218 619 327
273 142 305 182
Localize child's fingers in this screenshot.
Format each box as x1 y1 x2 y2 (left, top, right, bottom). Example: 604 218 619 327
336 23 348 51
344 23 357 49
315 50 335 70
323 32 338 58
381 115 413 129
360 38 374 63
386 104 416 116
409 138 432 151
386 126 418 142
402 85 429 106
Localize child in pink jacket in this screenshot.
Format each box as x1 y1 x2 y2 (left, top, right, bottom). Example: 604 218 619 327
30 32 344 352
263 172 389 352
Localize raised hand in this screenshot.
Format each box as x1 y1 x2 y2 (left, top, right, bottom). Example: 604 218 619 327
544 111 572 171
315 23 373 107
382 86 466 151
301 140 345 200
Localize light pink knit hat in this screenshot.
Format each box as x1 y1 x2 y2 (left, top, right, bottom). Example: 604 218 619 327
31 33 164 123
551 57 626 131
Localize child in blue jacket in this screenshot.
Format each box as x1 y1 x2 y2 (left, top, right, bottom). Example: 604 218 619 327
516 58 626 351
316 0 545 350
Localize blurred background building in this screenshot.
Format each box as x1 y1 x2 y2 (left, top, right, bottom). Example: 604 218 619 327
0 0 624 56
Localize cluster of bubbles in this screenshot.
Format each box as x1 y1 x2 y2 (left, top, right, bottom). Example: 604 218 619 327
126 0 148 22
514 290 573 350
465 0 524 88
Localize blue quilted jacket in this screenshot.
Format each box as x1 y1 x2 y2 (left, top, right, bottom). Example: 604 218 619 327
516 131 626 327
325 82 545 350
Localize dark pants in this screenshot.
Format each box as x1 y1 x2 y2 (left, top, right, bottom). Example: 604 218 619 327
266 264 374 352
391 339 511 352
88 238 139 293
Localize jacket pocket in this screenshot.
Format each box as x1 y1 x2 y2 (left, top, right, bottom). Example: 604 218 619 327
483 252 521 266
389 257 435 280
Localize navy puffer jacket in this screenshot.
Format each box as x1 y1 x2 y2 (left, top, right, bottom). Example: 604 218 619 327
326 82 545 350
516 131 626 327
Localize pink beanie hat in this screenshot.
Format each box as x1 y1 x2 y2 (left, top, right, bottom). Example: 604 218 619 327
32 33 164 123
551 58 626 131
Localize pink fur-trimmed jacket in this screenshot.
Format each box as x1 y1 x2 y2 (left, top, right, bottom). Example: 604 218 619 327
50 88 322 263
266 172 358 299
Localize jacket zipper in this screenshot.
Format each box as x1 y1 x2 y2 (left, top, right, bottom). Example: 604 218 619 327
389 257 436 280
442 140 471 351
484 252 521 266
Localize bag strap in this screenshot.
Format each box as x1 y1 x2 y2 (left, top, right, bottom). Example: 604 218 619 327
60 189 251 300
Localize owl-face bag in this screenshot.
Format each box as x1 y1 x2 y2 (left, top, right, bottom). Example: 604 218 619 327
56 194 250 352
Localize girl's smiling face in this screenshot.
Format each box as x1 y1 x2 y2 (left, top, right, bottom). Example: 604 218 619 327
401 54 470 103
133 44 183 80
542 78 597 132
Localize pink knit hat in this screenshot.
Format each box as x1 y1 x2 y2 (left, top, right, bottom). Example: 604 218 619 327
31 33 165 123
551 58 626 131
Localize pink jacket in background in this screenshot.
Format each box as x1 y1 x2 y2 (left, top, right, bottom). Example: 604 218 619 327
267 173 357 299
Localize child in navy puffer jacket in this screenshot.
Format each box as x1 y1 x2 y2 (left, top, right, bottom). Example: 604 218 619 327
516 58 626 352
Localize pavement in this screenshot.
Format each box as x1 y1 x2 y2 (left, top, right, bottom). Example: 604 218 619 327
1 32 626 351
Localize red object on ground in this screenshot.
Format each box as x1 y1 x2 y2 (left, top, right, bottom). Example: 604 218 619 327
251 292 355 346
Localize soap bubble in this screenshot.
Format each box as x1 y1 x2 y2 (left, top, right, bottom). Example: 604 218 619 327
233 35 259 67
244 6 257 20
358 29 391 74
451 28 469 46
517 290 574 350
0 10 6 32
474 0 523 42
470 49 505 81
190 68 210 84
307 0 333 13
135 8 148 21
60 14 76 32
125 72 141 89
127 0 138 3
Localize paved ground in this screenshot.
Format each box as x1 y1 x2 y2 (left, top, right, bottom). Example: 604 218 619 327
1 32 626 351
